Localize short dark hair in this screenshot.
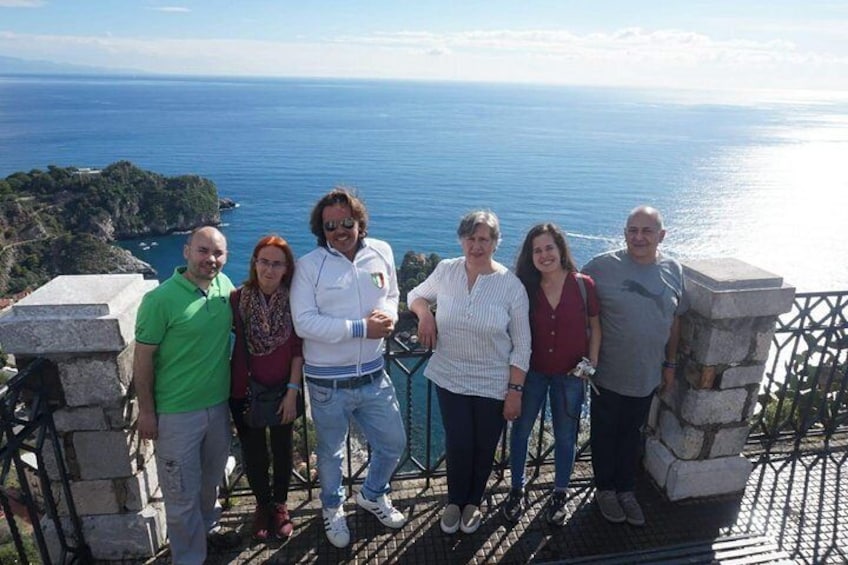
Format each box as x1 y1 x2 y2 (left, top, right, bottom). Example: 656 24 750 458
309 186 369 247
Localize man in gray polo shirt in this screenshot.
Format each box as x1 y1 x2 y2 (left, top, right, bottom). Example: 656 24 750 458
582 205 687 527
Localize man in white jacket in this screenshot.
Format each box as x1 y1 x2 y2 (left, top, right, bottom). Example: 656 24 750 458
291 187 407 548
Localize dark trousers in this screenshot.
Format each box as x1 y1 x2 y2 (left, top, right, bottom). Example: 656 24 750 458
229 398 294 506
436 385 505 507
590 386 653 492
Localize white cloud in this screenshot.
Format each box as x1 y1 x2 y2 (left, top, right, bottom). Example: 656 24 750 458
0 0 44 7
150 6 190 13
1 26 846 92
426 47 451 56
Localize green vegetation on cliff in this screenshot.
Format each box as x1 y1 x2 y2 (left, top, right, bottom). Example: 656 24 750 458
398 250 441 309
0 161 224 296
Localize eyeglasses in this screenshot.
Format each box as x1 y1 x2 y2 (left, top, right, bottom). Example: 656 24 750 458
256 258 286 269
323 217 357 232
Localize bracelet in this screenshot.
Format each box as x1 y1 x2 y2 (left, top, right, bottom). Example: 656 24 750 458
287 382 302 392
662 361 678 369
507 382 524 393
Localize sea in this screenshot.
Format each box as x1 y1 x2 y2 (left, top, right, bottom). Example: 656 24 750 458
2 74 847 293
3 74 847 459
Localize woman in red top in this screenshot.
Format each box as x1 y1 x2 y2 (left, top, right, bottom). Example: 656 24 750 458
230 235 303 541
503 223 601 526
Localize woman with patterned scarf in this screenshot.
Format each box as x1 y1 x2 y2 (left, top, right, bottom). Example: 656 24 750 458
229 234 304 541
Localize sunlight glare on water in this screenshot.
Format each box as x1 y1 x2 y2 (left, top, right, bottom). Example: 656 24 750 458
673 121 848 292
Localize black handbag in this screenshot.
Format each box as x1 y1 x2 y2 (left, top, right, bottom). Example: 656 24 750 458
244 379 287 428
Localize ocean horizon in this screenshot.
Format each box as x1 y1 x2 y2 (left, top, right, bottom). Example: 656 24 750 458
2 74 847 292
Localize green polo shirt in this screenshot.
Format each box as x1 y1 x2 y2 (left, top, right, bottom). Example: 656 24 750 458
135 267 235 414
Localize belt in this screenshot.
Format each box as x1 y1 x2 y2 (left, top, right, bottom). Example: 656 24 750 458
306 370 382 390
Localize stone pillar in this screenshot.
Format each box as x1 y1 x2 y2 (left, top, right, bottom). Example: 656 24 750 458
644 258 795 501
0 274 163 561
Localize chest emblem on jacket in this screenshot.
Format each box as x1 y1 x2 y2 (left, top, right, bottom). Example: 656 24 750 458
371 272 385 289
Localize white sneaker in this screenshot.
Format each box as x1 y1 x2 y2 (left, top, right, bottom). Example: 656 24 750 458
322 505 350 548
355 491 407 529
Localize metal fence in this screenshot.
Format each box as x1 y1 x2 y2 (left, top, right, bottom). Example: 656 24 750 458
0 358 92 564
748 290 848 450
272 311 587 498
5 289 847 540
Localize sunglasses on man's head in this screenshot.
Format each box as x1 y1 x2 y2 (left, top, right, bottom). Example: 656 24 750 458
323 217 357 232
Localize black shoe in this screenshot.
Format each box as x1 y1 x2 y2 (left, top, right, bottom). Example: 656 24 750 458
545 490 569 526
207 527 241 551
500 488 524 523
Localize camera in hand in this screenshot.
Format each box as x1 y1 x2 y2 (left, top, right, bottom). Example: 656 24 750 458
573 357 596 378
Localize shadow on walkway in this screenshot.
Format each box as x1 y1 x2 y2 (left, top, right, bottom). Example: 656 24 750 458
145 442 847 564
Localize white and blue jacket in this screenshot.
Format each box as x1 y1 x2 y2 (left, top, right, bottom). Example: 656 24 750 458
291 237 399 379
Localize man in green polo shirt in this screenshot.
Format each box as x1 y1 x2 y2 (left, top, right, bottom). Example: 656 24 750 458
134 226 236 564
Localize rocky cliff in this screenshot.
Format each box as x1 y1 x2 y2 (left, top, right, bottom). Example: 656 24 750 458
0 161 229 296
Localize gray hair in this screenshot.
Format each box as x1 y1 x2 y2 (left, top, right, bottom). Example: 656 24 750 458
457 210 502 249
627 205 664 230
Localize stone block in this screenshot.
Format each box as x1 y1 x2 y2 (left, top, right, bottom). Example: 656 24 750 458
58 348 133 408
59 479 120 516
644 437 676 489
744 389 759 420
0 274 157 355
683 363 716 390
659 410 705 460
687 317 778 366
646 395 661 433
43 503 167 562
752 327 776 363
710 425 751 458
125 457 160 511
665 455 753 501
721 364 766 389
52 406 108 432
683 258 795 320
105 397 139 429
681 388 749 425
74 431 135 479
41 438 73 481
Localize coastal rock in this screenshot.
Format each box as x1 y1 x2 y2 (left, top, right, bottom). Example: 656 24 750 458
108 247 157 278
0 161 219 295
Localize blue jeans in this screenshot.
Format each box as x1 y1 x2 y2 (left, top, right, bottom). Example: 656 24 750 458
155 402 231 565
306 371 406 508
509 370 585 491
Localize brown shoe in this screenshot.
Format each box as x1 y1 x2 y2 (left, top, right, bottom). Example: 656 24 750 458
272 503 294 539
252 505 270 541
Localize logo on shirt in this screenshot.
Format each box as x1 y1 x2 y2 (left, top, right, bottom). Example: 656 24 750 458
371 272 385 289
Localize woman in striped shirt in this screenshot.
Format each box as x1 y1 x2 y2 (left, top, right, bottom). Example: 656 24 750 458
408 210 532 535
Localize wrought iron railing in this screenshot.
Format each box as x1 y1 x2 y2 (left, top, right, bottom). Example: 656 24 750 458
230 311 585 498
0 358 92 564
749 290 848 449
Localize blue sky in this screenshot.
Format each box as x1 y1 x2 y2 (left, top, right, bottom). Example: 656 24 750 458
1 0 847 91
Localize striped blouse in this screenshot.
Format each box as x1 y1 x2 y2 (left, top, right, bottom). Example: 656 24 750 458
407 256 531 400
